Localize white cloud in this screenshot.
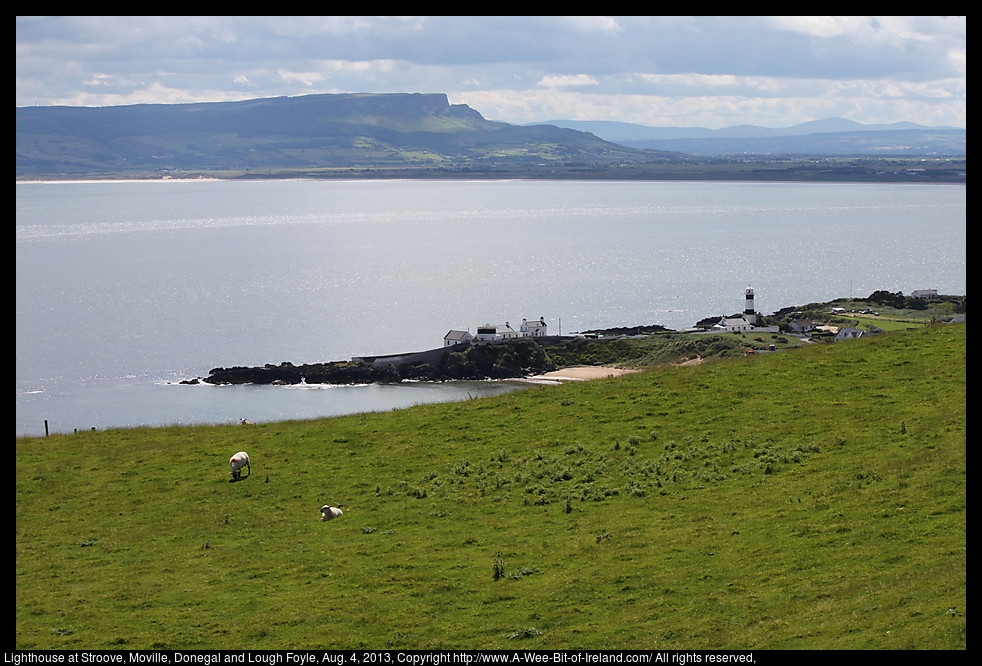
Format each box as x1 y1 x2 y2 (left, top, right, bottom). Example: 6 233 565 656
637 73 749 90
54 81 234 108
455 86 966 129
277 70 326 87
537 74 599 88
560 16 623 35
83 73 117 87
767 16 871 38
15 16 966 128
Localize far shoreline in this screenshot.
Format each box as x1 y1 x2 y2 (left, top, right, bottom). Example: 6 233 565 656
16 175 966 187
16 177 224 184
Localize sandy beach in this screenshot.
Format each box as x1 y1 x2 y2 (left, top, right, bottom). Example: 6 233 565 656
524 366 640 383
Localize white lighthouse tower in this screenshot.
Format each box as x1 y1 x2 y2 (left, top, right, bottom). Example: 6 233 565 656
744 286 757 325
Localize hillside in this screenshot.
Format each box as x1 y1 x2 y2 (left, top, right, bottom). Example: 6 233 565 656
15 323 965 649
16 95 965 182
538 118 966 156
15 93 663 178
619 129 966 157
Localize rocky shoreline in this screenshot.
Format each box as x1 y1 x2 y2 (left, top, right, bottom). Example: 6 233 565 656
182 338 558 386
181 361 402 386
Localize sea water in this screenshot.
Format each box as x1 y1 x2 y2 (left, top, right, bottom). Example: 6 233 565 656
16 179 965 436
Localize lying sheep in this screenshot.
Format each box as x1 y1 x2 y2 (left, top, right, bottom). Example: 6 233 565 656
229 451 251 481
321 505 343 521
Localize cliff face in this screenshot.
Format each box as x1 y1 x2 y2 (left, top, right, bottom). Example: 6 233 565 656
218 93 500 133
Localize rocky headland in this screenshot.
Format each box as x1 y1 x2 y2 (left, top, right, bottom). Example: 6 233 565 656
183 338 557 386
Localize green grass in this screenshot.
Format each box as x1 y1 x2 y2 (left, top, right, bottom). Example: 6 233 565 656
16 324 965 649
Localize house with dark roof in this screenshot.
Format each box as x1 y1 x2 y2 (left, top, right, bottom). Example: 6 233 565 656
789 318 815 333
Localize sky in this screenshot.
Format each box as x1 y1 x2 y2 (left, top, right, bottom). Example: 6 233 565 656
15 16 966 129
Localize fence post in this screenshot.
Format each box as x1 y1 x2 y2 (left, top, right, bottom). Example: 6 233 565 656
44 420 49 437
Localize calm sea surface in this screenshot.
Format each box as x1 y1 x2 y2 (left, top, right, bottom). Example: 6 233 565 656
16 179 965 436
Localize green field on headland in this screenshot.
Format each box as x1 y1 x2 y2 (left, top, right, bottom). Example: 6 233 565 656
15 321 965 650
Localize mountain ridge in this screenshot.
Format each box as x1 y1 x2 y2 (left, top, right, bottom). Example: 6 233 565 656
16 93 966 179
531 116 964 141
16 92 664 177
531 117 965 156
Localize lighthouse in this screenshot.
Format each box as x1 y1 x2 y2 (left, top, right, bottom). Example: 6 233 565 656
744 287 757 325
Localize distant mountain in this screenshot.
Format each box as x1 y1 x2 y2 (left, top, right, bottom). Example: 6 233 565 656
16 93 666 178
533 117 966 156
535 117 963 141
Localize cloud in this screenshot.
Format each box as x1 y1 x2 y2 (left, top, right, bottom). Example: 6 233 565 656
16 16 966 128
537 74 599 88
559 16 623 36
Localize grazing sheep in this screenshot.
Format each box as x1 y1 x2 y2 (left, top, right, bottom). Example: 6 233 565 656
229 451 251 481
320 505 343 521
240 418 253 425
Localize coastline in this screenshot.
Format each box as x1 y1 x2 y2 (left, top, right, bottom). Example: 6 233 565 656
16 177 223 184
16 175 967 186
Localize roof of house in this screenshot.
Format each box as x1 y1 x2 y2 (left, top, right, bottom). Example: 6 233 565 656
835 327 865 338
716 317 752 327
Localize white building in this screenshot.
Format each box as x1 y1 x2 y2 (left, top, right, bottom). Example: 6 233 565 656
713 317 756 333
694 286 779 334
474 322 521 342
520 317 548 337
448 317 550 344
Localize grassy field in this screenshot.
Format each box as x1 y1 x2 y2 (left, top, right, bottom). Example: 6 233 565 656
15 324 965 650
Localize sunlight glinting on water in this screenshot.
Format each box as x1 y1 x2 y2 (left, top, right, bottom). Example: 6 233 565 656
16 180 965 435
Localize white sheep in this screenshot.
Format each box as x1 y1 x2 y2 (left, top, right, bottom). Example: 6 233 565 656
320 505 343 521
229 451 251 481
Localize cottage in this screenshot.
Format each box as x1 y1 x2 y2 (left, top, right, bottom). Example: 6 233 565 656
789 318 815 333
834 327 865 342
520 317 548 337
443 330 473 347
911 289 938 298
